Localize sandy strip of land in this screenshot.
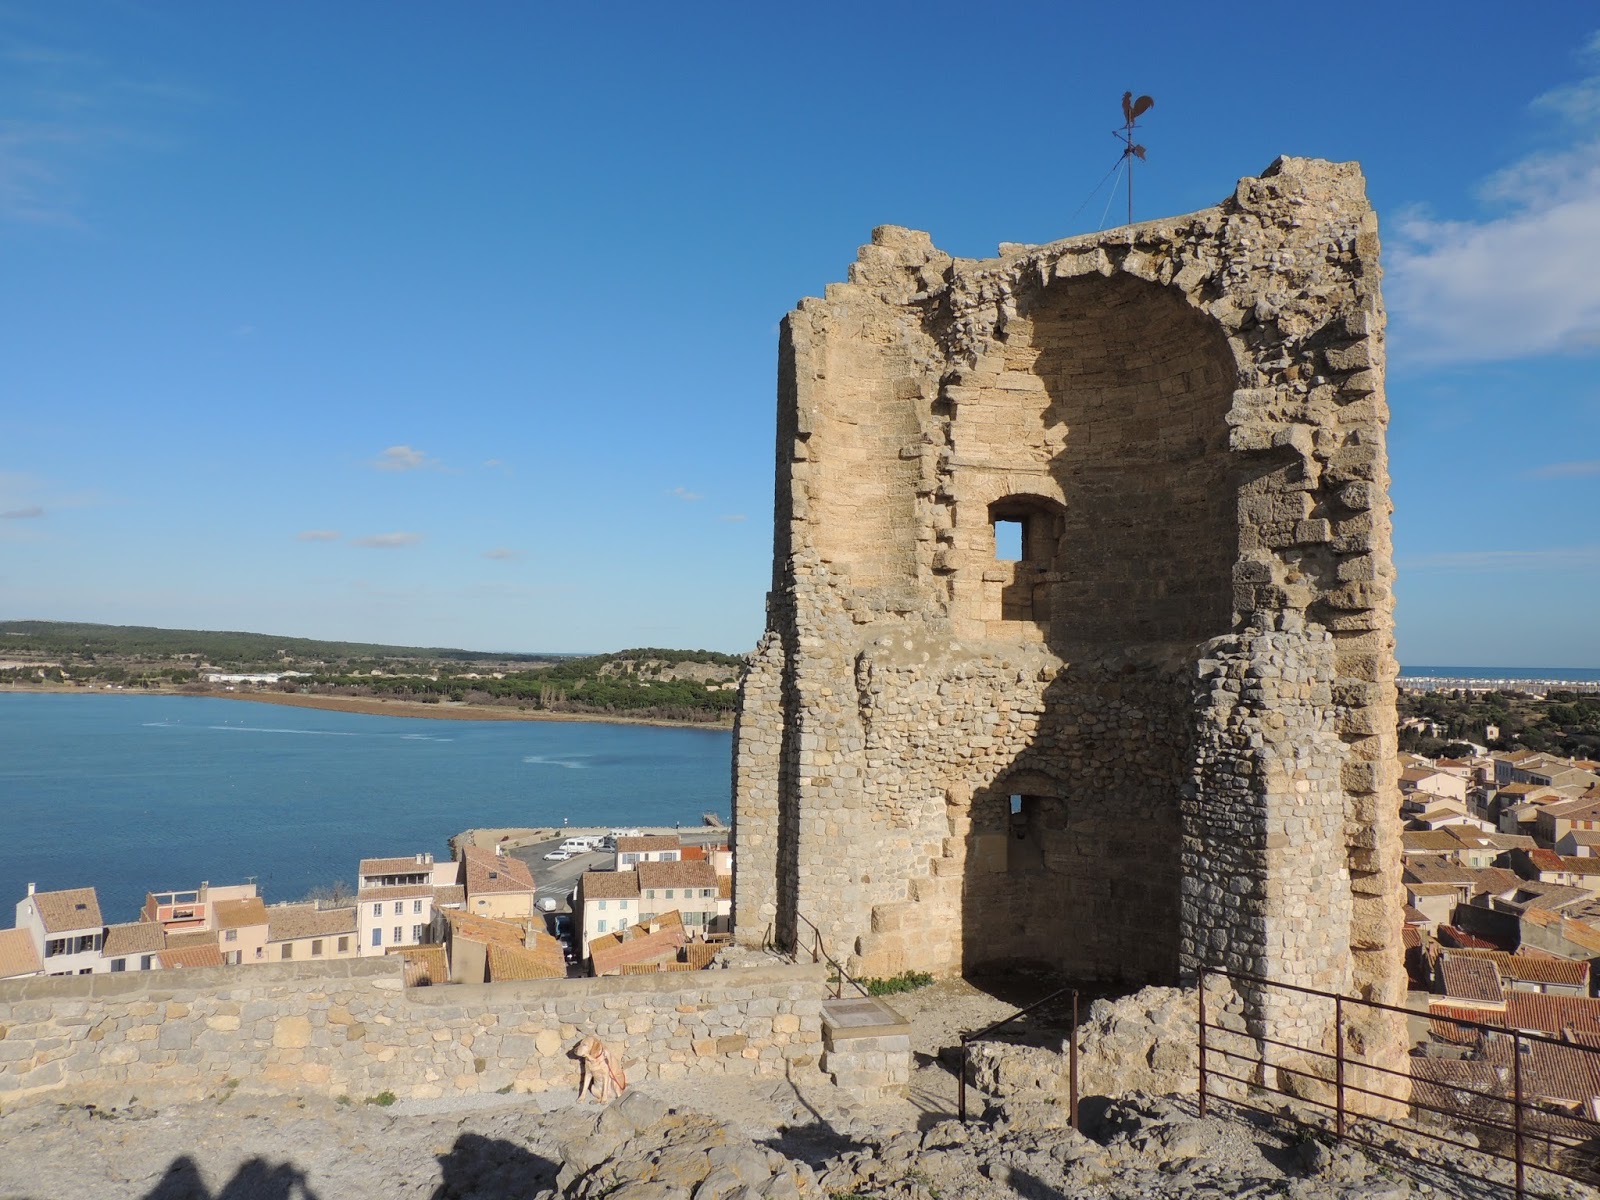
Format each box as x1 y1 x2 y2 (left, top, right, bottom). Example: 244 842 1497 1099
0 684 734 730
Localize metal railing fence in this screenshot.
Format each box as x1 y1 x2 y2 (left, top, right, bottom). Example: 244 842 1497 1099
1199 967 1600 1199
958 986 1079 1126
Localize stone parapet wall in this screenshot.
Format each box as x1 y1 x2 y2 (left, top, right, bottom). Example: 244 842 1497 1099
0 960 830 1110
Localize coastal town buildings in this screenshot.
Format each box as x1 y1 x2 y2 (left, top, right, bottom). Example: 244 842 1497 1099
15 886 106 975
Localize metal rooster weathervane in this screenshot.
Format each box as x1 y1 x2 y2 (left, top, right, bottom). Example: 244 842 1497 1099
1116 91 1154 227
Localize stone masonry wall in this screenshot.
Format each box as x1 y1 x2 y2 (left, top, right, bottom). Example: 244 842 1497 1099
0 960 829 1111
733 155 1405 1083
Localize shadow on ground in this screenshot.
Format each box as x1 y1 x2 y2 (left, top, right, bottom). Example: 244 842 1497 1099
138 1134 559 1200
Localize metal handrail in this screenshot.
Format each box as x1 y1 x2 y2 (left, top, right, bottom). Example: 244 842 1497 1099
958 985 1080 1126
1197 966 1600 1198
792 912 869 1000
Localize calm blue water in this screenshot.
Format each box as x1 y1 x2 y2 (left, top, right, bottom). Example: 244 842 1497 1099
0 694 731 924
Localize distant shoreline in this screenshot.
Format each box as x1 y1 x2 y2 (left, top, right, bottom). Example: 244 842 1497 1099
0 684 735 731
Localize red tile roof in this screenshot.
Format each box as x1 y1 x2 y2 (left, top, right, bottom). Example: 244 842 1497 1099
158 943 225 969
1439 957 1505 1003
214 897 267 930
1442 949 1590 988
579 870 640 901
636 859 718 892
462 846 535 896
1506 993 1600 1038
102 922 165 957
28 888 102 933
0 928 41 978
616 835 681 853
391 945 448 987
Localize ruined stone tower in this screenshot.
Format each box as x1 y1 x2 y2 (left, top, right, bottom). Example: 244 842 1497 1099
733 157 1404 1056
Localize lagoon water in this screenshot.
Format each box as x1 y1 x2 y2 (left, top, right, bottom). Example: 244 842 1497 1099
0 693 731 924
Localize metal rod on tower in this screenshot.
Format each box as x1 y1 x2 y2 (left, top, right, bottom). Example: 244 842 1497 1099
1114 91 1153 227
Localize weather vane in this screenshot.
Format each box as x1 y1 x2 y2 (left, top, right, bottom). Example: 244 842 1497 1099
1115 91 1154 228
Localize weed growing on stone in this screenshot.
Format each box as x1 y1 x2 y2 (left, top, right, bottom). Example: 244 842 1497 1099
863 971 933 997
365 1091 397 1107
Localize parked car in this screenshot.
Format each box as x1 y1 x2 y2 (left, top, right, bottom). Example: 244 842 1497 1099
543 849 572 861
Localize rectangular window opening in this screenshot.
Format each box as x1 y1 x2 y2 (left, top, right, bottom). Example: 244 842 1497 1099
994 519 1024 562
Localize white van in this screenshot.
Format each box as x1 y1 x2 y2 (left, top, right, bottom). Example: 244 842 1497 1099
558 837 597 855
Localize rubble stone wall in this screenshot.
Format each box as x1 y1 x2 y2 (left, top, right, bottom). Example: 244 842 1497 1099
0 960 829 1110
732 156 1405 1079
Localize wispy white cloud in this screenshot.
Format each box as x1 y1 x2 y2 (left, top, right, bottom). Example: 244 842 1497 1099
1402 545 1600 571
350 531 423 549
482 458 508 470
482 547 522 561
669 486 703 502
0 35 202 227
718 513 747 523
370 444 438 472
295 529 341 542
1388 40 1600 364
0 505 43 519
1527 459 1600 479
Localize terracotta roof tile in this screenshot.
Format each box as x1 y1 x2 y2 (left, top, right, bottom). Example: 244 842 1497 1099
28 888 102 933
391 945 448 987
486 938 566 981
213 898 267 930
355 884 436 903
445 910 537 948
1442 949 1589 988
1440 957 1505 1003
0 928 41 978
1505 993 1600 1038
102 921 165 957
635 860 718 892
360 855 437 876
266 904 357 942
433 885 466 906
462 846 535 896
579 870 640 901
158 943 224 969
616 836 681 853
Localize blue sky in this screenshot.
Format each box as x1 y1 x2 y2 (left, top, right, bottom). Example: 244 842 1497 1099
0 3 1596 665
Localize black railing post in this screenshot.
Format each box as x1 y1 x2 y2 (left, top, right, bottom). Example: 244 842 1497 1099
1513 1029 1525 1200
1069 989 1080 1133
1197 970 1209 1119
958 1037 968 1123
1335 993 1346 1140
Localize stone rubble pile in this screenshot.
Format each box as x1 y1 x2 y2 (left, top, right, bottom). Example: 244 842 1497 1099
556 1090 820 1200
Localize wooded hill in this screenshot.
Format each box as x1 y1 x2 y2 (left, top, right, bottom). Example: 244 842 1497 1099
0 620 560 668
0 621 746 723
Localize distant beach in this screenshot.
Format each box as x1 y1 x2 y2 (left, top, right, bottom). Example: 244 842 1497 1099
0 682 733 730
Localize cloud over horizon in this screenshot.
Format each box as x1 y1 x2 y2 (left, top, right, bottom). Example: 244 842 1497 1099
295 529 341 541
1402 545 1600 571
371 445 438 472
1388 37 1600 364
0 506 44 519
481 547 522 561
350 531 423 548
669 486 703 502
1527 459 1600 479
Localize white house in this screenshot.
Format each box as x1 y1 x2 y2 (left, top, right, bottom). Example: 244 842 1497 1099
14 885 106 975
613 835 681 871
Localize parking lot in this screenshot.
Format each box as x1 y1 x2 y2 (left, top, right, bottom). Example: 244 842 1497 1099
505 826 728 917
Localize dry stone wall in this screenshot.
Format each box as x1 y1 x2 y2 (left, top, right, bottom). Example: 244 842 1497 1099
732 156 1405 1084
0 960 829 1110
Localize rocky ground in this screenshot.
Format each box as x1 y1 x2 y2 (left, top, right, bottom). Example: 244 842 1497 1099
0 978 1592 1200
